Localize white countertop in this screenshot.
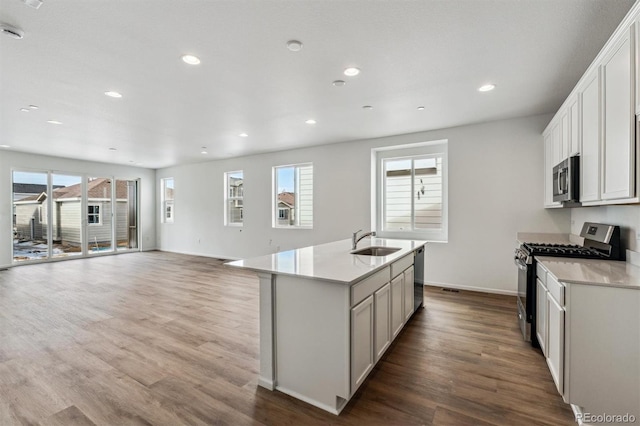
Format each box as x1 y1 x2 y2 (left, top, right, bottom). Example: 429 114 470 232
537 256 640 290
225 237 427 284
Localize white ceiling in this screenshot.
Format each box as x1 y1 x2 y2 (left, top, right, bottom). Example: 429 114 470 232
0 0 635 169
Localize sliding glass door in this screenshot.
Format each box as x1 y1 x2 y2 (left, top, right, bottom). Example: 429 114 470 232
12 171 140 263
12 171 50 262
87 177 113 254
116 179 138 251
51 173 83 259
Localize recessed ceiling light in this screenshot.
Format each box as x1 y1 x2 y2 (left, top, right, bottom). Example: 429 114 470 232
135 162 142 166
20 108 29 112
362 105 373 110
332 80 346 86
0 24 25 40
201 150 208 154
105 91 122 98
239 132 249 138
128 160 135 163
29 105 38 109
286 40 303 52
305 119 317 125
47 120 62 125
478 84 496 92
181 54 201 65
0 144 10 148
344 67 360 77
109 147 117 151
417 106 425 111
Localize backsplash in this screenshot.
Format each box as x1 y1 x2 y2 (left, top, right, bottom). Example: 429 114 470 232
570 205 640 251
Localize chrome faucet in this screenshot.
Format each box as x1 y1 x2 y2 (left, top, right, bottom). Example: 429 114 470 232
352 229 376 250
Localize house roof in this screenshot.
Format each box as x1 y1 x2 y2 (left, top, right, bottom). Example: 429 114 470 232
13 183 64 194
52 178 129 200
15 179 130 202
277 192 294 207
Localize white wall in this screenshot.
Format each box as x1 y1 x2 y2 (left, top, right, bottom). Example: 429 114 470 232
571 205 640 253
157 114 570 294
1 151 156 268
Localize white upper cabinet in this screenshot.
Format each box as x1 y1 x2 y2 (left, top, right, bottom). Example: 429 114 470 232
544 7 640 207
602 24 636 200
580 68 602 203
568 96 581 156
544 129 561 208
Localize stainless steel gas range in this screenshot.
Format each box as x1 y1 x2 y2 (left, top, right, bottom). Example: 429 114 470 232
514 222 622 346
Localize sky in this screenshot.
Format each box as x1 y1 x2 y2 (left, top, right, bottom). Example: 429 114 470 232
277 167 294 193
14 171 87 187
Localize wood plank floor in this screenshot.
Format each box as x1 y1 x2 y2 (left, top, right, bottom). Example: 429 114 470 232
0 251 576 425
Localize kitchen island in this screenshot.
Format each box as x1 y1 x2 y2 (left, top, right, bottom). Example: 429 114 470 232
226 237 427 414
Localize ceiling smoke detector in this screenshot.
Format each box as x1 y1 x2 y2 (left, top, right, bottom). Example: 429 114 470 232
21 0 43 9
1 24 25 40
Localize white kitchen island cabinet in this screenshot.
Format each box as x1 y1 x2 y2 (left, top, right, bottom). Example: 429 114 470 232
226 237 426 414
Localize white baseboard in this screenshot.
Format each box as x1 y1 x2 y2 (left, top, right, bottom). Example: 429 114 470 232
258 377 274 390
275 385 341 415
424 281 518 296
156 248 238 261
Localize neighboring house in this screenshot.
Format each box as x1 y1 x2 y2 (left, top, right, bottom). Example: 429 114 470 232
12 183 64 201
12 178 129 246
228 177 243 223
277 191 295 226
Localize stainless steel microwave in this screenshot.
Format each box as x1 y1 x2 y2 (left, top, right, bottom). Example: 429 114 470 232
553 156 579 203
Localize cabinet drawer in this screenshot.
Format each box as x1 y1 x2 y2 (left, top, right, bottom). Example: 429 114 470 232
536 262 547 285
351 266 390 307
546 273 564 306
391 254 413 279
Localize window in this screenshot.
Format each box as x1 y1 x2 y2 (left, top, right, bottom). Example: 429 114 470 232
224 171 243 226
375 141 448 241
88 204 101 225
273 163 313 228
161 178 174 223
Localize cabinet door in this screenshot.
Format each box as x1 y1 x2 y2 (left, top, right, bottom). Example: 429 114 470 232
568 96 580 156
560 111 569 159
544 131 561 207
403 266 414 321
602 24 635 200
390 274 404 339
536 279 548 356
546 292 565 396
351 295 374 392
552 122 562 166
580 68 602 202
374 283 391 361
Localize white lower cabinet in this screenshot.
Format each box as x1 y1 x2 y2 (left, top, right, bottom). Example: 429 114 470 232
546 290 565 396
373 283 391 361
536 278 547 356
403 265 414 321
351 295 374 392
390 274 404 338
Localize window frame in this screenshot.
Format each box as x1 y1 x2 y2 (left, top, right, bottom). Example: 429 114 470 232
87 203 102 226
224 171 244 227
161 177 174 224
272 163 313 229
374 140 448 242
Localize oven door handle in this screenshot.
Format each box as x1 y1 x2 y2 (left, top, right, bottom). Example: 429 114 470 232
514 257 528 270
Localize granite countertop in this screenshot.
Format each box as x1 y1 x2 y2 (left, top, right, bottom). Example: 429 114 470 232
225 237 427 284
537 256 640 290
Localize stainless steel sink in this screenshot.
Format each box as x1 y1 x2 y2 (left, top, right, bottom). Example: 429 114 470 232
351 246 401 256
